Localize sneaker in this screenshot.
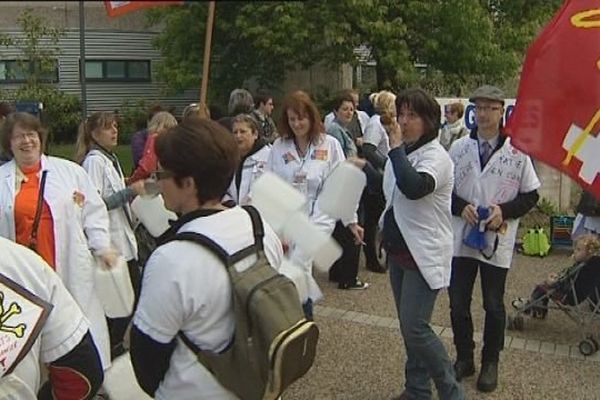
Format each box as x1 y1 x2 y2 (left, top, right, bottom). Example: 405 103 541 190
338 279 369 290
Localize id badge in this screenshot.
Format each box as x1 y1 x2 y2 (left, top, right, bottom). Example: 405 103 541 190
292 169 308 196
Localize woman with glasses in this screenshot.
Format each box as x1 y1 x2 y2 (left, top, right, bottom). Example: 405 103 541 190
75 111 146 360
0 112 115 371
225 114 271 205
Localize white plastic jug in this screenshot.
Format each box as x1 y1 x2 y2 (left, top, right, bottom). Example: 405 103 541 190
251 172 307 234
95 256 134 319
103 352 153 400
282 212 342 272
317 161 366 222
131 194 177 237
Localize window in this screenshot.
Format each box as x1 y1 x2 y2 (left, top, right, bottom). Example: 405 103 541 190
84 60 151 82
0 60 58 83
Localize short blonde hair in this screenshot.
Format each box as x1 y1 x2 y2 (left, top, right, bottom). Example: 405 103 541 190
575 233 600 259
373 90 396 116
148 111 177 134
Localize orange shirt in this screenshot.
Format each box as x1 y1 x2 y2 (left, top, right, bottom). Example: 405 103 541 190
14 162 56 269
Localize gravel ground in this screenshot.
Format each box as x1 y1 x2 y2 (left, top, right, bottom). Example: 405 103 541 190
285 250 600 399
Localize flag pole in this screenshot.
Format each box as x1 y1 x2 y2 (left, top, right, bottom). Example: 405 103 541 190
200 1 215 105
79 0 88 119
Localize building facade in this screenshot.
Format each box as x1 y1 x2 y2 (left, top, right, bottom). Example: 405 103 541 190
0 1 198 117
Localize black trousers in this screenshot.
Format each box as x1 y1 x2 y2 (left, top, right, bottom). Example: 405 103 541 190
329 221 361 285
361 189 385 264
448 256 508 363
106 258 141 359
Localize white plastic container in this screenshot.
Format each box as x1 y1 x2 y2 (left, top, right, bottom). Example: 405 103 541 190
251 172 307 234
103 352 153 400
282 212 342 272
95 256 134 319
317 161 366 222
131 194 177 237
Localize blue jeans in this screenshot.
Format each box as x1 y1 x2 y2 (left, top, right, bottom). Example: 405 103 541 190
389 259 464 400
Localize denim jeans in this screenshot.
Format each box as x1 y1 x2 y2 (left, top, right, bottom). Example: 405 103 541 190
448 257 508 363
388 258 464 400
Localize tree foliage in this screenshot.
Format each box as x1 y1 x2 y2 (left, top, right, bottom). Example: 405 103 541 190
0 8 81 142
147 0 563 100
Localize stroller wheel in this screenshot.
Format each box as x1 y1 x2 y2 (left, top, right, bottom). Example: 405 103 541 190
588 337 599 353
578 339 596 356
507 315 524 331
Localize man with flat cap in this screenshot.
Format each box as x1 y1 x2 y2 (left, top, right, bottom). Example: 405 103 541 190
447 85 540 393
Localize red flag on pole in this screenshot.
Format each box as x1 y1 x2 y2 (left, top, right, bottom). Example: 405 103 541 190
505 0 600 199
104 1 183 18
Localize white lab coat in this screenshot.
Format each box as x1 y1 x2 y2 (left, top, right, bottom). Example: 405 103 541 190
226 145 271 205
266 134 345 300
0 155 111 368
363 114 391 156
382 140 455 290
83 149 137 261
449 135 541 268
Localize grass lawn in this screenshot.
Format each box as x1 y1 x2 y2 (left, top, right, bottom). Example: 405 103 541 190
47 143 134 174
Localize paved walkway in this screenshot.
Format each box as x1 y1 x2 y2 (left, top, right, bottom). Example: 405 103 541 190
314 305 600 362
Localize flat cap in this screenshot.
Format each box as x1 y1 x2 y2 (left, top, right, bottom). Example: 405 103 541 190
469 85 505 105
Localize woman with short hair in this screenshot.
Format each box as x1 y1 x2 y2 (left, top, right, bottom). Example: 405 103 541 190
382 89 464 399
0 112 115 371
226 114 270 205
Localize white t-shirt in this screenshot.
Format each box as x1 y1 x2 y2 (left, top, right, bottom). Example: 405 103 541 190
449 135 541 268
0 237 89 396
133 206 283 400
382 141 455 289
363 114 390 155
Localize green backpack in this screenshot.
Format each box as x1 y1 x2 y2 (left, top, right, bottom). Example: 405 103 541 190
169 206 319 400
522 227 551 257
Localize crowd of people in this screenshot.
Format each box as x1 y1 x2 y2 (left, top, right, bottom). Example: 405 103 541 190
1 82 597 400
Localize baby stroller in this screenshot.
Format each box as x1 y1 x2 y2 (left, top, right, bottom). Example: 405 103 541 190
508 256 600 356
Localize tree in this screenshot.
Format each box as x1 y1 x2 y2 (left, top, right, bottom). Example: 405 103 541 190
0 8 80 143
0 8 63 88
146 1 563 100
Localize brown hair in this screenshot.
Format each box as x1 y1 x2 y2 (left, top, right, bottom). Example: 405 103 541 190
331 90 356 112
447 102 465 119
154 118 240 204
277 90 324 141
396 88 441 141
74 112 118 164
0 112 48 158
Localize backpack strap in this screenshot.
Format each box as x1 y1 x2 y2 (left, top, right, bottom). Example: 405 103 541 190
242 205 264 250
170 231 232 266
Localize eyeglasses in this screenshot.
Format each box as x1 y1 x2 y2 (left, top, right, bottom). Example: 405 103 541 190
475 105 502 113
150 170 175 181
11 131 39 142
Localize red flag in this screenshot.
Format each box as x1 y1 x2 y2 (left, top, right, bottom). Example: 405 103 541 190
104 1 184 18
505 0 600 200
